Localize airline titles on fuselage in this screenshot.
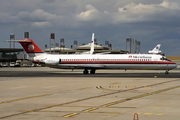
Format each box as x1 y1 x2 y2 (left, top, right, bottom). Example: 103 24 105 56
128 55 152 59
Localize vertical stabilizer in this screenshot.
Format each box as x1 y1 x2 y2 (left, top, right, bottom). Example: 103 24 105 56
152 44 161 51
18 39 44 57
148 44 162 54
90 33 94 54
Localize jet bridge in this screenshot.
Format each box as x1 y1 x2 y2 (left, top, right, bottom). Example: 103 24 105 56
0 48 28 63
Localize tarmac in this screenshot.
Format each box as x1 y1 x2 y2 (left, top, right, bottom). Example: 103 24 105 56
0 65 180 120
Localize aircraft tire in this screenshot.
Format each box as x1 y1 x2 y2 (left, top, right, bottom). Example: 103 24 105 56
90 69 96 74
165 70 169 75
83 69 89 74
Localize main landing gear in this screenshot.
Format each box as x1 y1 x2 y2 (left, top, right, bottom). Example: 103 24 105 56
83 69 96 74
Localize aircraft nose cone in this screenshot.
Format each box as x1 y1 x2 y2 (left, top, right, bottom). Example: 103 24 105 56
168 62 177 70
173 62 177 69
175 63 177 68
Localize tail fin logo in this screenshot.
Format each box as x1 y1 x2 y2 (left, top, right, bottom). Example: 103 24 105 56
18 39 43 53
156 46 159 49
28 44 34 52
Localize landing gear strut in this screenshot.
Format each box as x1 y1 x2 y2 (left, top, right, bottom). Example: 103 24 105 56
83 69 96 74
165 70 169 75
90 69 96 74
83 69 88 74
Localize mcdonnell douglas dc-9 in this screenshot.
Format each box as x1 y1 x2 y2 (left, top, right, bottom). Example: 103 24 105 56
5 33 177 74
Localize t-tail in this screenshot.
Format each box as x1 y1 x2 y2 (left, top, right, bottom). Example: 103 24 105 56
18 39 44 57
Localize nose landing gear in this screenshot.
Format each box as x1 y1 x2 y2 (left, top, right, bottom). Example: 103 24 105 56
165 70 169 75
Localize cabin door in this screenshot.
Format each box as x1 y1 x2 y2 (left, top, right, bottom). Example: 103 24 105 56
59 59 61 64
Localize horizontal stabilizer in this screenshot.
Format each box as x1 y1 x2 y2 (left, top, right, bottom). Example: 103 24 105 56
4 40 31 43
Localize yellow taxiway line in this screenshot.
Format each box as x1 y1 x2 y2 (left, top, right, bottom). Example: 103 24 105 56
0 94 51 104
76 87 92 90
60 113 79 118
101 85 180 107
50 85 180 118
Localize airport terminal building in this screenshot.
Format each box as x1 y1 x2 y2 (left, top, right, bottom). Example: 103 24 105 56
0 48 29 67
44 43 128 54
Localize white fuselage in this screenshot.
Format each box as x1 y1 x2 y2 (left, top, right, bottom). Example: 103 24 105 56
33 53 177 70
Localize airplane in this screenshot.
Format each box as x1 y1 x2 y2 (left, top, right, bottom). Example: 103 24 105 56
148 44 162 54
5 33 177 74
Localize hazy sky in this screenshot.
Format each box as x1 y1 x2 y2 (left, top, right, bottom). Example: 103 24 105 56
1 0 180 55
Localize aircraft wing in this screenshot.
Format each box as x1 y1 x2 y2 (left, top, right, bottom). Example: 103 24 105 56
65 64 105 69
48 64 105 69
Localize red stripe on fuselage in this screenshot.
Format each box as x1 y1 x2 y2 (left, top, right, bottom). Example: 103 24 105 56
61 61 175 64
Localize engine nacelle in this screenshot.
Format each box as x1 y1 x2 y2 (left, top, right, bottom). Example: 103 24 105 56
41 58 61 65
40 58 61 65
28 56 61 65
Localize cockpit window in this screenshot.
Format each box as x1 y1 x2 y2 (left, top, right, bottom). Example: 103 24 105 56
160 57 171 61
